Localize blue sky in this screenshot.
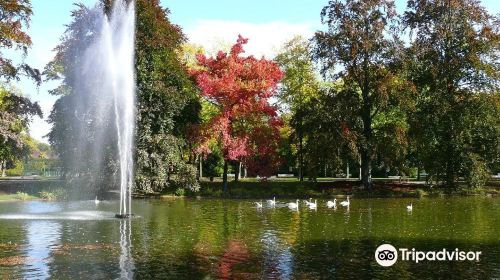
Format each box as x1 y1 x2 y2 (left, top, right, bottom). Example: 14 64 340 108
9 0 500 143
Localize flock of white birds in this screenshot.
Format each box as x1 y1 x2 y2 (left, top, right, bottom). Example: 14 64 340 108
255 196 414 211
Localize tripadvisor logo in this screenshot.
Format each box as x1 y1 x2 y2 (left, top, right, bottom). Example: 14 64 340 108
375 244 482 267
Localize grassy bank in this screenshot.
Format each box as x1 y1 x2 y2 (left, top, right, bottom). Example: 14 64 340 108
0 192 38 201
159 179 500 199
0 188 68 202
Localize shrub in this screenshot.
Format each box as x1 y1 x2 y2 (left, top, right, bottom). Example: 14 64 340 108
174 188 185 197
465 155 489 189
39 188 67 201
172 163 200 192
39 191 57 200
415 189 428 198
16 192 30 200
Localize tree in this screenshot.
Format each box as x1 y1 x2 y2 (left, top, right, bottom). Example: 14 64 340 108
190 36 283 192
0 85 42 176
0 0 40 84
275 36 320 181
313 0 410 189
134 0 200 192
404 0 500 188
0 0 42 176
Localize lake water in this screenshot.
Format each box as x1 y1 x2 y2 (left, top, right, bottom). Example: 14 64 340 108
0 197 498 279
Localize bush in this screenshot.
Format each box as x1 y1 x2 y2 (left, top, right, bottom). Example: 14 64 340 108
172 163 200 192
39 188 67 201
466 155 489 189
415 189 428 198
16 192 30 200
174 188 185 196
39 191 57 200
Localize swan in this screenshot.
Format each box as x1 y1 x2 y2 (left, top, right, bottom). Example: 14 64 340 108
327 199 337 208
267 197 276 206
303 198 313 206
309 199 317 210
340 196 350 207
94 196 100 205
407 203 413 211
288 199 299 210
255 201 263 208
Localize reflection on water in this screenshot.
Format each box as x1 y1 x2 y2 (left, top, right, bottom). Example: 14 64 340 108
0 197 498 279
23 221 61 279
119 219 134 279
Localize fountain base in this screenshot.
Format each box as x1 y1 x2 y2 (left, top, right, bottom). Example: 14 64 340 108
115 213 134 219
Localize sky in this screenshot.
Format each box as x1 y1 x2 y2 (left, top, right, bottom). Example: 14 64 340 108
9 0 500 143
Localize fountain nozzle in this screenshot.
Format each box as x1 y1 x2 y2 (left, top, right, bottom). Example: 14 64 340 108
115 213 134 219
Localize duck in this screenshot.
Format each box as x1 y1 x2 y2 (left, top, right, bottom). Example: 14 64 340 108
288 199 299 210
340 196 350 207
309 199 317 210
407 203 413 211
255 201 263 208
94 196 100 205
327 199 337 208
267 197 276 206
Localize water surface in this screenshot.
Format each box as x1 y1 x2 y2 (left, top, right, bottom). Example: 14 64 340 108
0 197 498 279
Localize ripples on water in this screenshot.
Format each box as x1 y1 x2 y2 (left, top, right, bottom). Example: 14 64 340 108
0 197 498 279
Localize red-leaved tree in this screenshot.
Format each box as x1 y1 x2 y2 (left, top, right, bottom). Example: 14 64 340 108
190 35 283 192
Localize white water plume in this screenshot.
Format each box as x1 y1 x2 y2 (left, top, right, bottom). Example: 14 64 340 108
82 0 135 215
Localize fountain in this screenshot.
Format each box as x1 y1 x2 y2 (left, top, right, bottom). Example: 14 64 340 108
89 0 136 218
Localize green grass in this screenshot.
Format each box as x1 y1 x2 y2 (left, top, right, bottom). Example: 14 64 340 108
0 188 68 202
0 192 37 201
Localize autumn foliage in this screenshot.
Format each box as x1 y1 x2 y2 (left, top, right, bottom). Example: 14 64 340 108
190 35 283 177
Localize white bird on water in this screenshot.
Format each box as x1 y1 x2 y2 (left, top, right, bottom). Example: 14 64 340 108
303 198 313 206
340 196 350 207
255 201 263 208
267 197 276 206
407 203 413 211
288 199 299 210
309 199 317 210
327 199 337 208
94 196 100 205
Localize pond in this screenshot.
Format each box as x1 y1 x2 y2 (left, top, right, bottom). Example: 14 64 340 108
0 197 498 279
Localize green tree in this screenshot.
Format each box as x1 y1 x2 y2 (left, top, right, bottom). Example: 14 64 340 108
275 36 320 181
313 0 411 189
134 0 199 192
404 0 499 188
0 85 41 176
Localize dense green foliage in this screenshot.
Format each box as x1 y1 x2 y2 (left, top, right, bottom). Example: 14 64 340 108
403 0 500 187
311 0 415 189
275 36 320 181
0 85 42 176
267 0 498 189
134 0 200 192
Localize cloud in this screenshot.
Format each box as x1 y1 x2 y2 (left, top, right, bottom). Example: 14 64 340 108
186 20 318 58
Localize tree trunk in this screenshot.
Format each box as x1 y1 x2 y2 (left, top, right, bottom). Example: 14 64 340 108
243 166 247 178
1 160 5 177
235 161 241 182
298 125 304 182
222 160 229 193
361 90 373 190
198 154 203 180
